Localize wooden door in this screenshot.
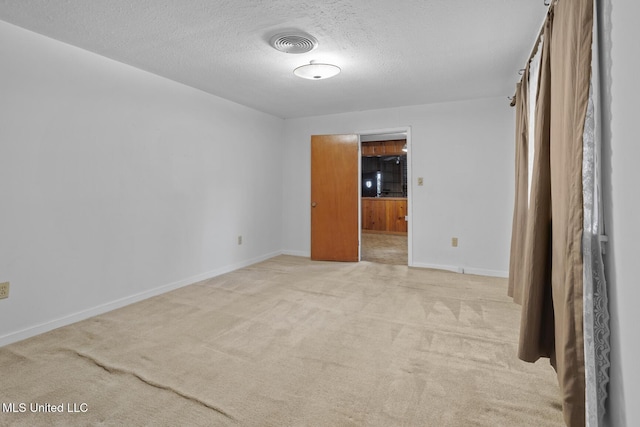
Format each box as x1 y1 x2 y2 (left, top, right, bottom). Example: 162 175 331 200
311 134 359 261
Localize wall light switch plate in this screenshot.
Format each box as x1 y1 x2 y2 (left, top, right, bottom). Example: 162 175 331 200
417 177 424 186
451 237 458 247
0 282 9 299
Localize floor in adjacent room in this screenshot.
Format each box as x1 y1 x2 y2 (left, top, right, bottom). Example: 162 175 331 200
361 231 408 265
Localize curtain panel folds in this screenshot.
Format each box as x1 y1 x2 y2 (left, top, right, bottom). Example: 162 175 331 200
508 0 594 425
507 76 529 305
518 16 555 365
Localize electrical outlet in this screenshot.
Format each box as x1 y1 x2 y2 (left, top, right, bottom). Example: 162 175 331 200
417 177 424 186
451 237 458 247
237 235 243 245
0 282 9 300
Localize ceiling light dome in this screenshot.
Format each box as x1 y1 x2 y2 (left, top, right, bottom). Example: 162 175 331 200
294 60 341 80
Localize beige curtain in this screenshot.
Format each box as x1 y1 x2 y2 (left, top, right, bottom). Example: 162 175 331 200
507 73 529 305
508 0 593 425
519 15 555 364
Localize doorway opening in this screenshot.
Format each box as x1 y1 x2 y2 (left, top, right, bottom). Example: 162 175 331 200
359 130 411 266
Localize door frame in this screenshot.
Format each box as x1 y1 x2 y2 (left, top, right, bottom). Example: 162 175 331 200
357 126 413 266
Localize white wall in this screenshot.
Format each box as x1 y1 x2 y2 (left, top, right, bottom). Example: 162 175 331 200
0 21 284 345
1 3 635 423
601 1 640 426
282 97 515 276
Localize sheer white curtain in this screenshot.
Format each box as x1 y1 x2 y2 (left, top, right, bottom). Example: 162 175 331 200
583 1 610 425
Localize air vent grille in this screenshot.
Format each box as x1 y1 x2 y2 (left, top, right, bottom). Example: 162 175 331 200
270 33 318 54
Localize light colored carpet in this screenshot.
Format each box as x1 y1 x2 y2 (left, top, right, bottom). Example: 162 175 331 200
361 232 408 265
0 256 563 426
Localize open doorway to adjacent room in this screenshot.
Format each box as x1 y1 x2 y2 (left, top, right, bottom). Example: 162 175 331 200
359 130 411 266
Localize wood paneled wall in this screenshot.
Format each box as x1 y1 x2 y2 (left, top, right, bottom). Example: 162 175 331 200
361 197 407 234
361 140 406 156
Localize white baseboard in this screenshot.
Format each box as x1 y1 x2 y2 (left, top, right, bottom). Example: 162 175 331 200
0 251 282 348
463 267 508 278
411 262 508 278
411 262 460 273
280 250 310 258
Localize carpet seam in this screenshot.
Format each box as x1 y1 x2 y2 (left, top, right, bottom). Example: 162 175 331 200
66 349 236 422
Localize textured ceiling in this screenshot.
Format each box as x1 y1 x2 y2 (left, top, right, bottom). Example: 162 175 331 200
0 0 547 119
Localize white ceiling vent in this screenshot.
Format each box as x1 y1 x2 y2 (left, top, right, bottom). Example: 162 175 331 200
269 33 318 54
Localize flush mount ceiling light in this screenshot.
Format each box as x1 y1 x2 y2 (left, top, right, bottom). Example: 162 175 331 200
294 60 341 80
